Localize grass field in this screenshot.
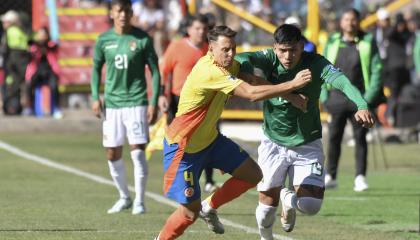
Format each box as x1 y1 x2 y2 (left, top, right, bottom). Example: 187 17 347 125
0 131 419 240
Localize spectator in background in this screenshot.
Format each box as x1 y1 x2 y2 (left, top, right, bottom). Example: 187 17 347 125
132 0 166 57
24 27 61 118
384 13 412 126
374 8 391 61
414 20 420 85
321 8 383 192
0 10 30 115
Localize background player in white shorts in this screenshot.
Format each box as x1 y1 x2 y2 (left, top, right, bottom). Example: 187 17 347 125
236 24 375 238
90 0 160 215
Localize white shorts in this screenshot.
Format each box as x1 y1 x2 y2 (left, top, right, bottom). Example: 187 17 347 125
102 106 149 147
257 135 325 192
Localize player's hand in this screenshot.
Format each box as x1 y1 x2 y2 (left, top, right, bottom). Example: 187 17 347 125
291 69 312 89
147 105 158 125
158 95 169 113
289 93 308 112
354 109 375 128
92 100 103 119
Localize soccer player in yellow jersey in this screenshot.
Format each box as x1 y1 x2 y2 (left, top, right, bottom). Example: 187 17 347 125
155 26 312 240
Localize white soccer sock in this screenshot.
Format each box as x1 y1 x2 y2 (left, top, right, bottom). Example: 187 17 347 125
108 159 130 199
283 189 297 209
131 149 148 204
256 202 277 240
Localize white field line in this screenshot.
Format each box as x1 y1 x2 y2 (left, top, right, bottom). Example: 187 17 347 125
0 140 292 240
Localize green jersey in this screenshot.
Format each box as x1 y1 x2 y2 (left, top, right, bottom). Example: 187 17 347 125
91 27 160 108
236 49 368 147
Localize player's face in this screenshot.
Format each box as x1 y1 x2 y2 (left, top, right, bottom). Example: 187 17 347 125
209 36 236 68
187 21 208 45
110 4 133 29
340 12 359 35
273 42 303 69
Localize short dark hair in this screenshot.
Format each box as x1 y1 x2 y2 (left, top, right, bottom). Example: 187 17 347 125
273 24 303 44
111 0 132 8
207 25 236 42
186 14 209 28
342 8 360 20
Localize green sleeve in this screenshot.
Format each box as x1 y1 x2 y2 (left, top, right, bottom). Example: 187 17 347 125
90 38 104 101
145 36 160 106
414 32 420 74
235 49 275 75
330 74 368 110
319 83 328 103
363 43 383 104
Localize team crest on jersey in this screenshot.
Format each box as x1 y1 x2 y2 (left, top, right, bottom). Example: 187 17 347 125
129 41 137 51
184 187 194 197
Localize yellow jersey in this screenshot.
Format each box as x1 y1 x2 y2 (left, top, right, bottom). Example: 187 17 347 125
165 54 243 153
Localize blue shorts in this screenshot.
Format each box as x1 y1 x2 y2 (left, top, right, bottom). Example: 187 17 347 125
163 134 249 204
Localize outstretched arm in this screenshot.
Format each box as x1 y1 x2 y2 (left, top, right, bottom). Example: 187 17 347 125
238 72 309 112
233 69 312 102
330 75 375 128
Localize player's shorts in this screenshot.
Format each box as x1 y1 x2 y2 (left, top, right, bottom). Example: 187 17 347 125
163 133 249 204
257 135 325 192
102 106 149 147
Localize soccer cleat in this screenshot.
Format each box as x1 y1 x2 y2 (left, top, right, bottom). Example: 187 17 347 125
200 201 225 234
280 188 296 232
354 175 368 192
132 202 146 215
107 197 132 214
204 183 219 193
324 174 338 189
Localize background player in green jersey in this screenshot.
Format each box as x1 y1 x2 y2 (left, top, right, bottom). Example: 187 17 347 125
236 24 375 238
90 0 160 215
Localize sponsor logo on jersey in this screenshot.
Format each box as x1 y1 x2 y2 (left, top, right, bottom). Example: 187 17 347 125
129 41 137 51
184 187 194 197
105 44 118 50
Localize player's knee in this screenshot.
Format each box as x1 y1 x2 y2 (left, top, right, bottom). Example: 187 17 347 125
296 197 322 215
256 202 277 228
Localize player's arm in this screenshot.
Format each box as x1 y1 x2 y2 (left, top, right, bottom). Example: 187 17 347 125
233 69 311 102
159 42 176 113
238 72 308 111
145 36 161 124
90 38 105 119
328 73 375 128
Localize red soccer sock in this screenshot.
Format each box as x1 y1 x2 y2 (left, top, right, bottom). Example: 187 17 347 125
208 177 256 209
158 207 196 240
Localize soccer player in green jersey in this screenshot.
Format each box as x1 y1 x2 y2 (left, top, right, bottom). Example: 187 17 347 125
236 24 375 237
90 0 160 215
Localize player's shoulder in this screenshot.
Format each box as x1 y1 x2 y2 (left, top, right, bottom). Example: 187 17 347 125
97 28 114 41
302 52 328 65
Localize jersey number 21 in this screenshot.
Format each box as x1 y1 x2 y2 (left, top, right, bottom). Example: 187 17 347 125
115 54 128 69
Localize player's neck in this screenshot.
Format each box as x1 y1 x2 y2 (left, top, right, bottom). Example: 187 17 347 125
188 38 204 48
114 25 132 35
